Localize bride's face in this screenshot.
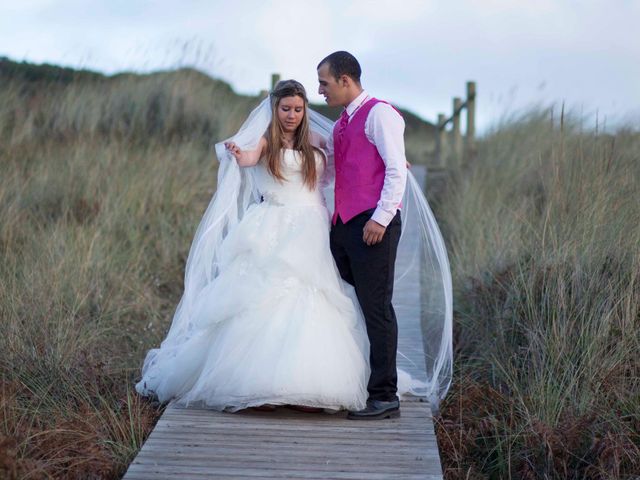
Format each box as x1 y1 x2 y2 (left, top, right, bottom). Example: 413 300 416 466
277 95 305 134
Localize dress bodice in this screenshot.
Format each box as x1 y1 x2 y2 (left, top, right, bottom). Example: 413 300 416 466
253 149 326 207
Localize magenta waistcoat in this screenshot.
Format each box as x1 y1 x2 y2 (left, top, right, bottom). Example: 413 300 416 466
333 97 398 224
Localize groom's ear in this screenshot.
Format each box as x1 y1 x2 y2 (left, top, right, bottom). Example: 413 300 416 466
340 74 351 87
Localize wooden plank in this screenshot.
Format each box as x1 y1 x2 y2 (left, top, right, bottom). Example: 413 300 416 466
137 441 441 455
167 400 430 416
124 165 443 479
130 454 441 471
142 438 439 451
125 463 444 480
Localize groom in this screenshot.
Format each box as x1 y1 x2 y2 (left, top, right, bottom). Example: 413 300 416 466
317 51 407 420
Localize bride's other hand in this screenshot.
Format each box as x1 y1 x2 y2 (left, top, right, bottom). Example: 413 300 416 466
225 142 242 160
225 137 266 167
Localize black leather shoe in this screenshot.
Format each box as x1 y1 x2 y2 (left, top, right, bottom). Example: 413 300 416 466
347 399 400 420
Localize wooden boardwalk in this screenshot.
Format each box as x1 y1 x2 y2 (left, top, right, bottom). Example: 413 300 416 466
124 165 443 479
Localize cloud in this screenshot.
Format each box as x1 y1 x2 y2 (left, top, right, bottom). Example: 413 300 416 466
0 0 638 131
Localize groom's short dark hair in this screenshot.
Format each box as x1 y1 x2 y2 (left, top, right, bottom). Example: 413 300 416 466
317 51 361 84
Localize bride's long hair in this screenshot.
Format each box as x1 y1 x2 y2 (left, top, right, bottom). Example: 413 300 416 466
266 80 323 190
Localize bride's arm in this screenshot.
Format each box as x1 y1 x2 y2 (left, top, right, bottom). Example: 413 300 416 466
224 137 267 167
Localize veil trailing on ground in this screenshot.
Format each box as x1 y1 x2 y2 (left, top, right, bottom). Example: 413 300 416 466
139 97 453 409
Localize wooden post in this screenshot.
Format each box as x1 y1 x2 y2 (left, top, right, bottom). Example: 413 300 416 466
435 113 447 167
271 73 281 90
452 97 463 166
465 81 476 159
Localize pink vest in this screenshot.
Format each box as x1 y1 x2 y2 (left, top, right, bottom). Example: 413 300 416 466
332 97 400 224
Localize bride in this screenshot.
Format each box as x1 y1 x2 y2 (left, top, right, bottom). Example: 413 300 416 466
135 79 452 413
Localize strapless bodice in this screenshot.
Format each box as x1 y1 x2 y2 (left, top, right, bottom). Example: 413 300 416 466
253 149 326 207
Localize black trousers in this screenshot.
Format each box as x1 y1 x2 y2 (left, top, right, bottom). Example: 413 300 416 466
330 208 401 402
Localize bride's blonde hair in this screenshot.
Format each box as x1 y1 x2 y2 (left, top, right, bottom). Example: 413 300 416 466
266 80 323 190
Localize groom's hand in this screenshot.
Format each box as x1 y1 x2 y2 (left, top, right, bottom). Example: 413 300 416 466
363 220 386 246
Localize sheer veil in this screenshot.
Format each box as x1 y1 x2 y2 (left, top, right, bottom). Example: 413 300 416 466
139 97 453 409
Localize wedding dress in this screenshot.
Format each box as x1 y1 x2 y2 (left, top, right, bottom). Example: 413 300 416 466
136 149 371 411
135 98 453 411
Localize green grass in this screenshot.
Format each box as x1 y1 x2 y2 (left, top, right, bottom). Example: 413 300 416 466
435 108 640 479
0 138 215 478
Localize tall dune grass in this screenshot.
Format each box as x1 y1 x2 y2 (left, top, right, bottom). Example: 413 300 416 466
435 109 640 479
0 69 255 478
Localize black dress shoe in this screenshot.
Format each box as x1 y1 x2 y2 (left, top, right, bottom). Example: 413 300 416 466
347 399 400 420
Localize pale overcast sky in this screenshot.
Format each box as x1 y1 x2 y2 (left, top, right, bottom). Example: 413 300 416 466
1 0 639 132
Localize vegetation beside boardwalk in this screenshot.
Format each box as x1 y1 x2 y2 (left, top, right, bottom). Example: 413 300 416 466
435 110 640 479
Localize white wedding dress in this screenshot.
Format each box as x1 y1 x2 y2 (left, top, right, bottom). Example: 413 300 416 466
135 98 453 412
136 149 374 411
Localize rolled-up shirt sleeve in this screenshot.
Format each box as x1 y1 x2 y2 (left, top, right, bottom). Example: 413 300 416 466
367 103 407 227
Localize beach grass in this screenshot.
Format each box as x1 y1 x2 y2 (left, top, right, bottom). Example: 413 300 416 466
434 108 640 479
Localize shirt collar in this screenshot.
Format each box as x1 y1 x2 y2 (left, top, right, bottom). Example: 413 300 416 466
345 90 369 117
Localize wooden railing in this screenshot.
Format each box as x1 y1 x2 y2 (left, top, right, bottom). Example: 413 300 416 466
271 73 281 89
435 81 476 167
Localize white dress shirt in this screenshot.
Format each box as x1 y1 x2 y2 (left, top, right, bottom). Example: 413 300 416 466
324 90 408 227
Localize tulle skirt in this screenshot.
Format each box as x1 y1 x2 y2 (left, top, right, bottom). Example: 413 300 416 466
135 199 371 411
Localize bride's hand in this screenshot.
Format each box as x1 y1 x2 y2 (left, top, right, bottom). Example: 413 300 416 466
225 137 264 167
225 142 242 160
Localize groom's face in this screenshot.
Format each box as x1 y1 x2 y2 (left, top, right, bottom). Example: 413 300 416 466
317 63 346 108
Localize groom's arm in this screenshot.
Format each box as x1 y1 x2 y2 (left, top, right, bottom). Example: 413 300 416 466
367 104 408 227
